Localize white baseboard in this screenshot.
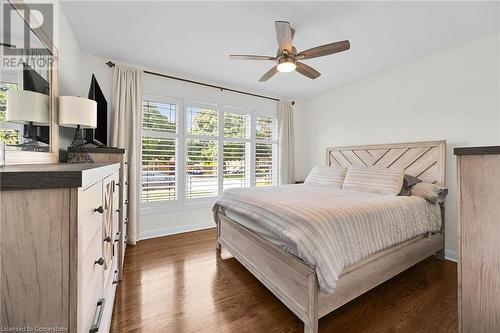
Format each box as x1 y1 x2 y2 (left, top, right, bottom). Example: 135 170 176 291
139 222 215 240
444 249 458 262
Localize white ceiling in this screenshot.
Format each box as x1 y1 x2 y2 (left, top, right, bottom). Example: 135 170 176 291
61 1 499 99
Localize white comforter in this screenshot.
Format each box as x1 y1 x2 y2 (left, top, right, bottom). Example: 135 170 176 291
213 184 442 293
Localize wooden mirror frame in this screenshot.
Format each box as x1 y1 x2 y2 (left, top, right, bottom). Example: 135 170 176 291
4 0 59 164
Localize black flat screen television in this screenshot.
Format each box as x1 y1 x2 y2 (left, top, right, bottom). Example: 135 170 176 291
85 74 107 146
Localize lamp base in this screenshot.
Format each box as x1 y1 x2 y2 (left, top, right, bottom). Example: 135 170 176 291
66 125 94 163
19 138 44 152
18 122 45 152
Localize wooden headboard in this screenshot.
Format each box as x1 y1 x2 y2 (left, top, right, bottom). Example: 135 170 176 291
326 141 446 185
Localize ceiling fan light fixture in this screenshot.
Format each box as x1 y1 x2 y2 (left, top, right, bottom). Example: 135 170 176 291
277 58 296 73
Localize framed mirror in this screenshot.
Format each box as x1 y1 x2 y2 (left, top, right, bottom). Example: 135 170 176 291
0 0 58 164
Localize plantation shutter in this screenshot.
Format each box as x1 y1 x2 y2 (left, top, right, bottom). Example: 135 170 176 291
185 105 219 198
255 115 278 186
223 111 251 190
141 100 178 202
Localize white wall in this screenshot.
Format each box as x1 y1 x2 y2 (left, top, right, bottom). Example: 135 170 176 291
295 32 500 259
55 4 114 150
54 3 85 150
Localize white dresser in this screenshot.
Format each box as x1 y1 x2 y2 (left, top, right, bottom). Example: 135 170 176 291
0 163 124 332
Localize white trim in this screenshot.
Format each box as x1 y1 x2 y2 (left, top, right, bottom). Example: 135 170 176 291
444 248 457 262
139 221 215 240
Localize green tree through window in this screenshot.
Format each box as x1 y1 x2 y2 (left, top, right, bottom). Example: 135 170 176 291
0 82 21 145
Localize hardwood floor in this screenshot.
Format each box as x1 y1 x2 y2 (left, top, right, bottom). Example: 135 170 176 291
111 229 457 333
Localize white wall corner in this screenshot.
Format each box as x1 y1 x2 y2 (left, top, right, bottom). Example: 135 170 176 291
444 249 458 263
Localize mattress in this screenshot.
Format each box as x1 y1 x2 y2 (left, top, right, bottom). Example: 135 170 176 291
213 184 442 293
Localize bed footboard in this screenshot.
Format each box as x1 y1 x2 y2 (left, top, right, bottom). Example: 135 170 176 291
217 214 319 333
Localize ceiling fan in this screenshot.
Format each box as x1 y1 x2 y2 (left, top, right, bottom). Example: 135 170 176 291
230 21 350 82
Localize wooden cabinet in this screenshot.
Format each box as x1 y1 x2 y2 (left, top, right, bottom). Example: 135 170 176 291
455 146 500 332
0 163 122 332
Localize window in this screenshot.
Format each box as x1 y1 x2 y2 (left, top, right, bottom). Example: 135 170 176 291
185 105 219 199
141 98 278 207
255 116 278 186
223 111 251 190
0 82 22 146
141 100 178 202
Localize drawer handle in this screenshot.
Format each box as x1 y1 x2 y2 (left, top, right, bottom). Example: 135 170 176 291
112 270 119 284
94 257 105 266
116 208 120 213
89 298 105 333
104 236 112 243
94 206 104 214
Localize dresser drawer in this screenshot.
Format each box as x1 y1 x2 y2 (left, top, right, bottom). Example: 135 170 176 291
80 181 103 254
81 231 104 333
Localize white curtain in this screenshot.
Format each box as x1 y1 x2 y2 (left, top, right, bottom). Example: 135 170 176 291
110 65 143 245
278 100 295 185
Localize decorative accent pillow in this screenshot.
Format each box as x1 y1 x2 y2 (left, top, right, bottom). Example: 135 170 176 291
343 166 405 195
304 166 348 188
411 183 448 203
399 174 423 196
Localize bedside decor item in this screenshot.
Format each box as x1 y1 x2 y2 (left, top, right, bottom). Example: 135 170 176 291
59 96 97 163
6 90 49 152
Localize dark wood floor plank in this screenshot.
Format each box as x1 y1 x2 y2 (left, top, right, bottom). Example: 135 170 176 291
111 228 457 333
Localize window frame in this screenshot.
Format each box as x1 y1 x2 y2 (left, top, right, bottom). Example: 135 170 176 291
141 94 182 211
254 112 279 187
141 96 279 214
184 101 220 204
222 106 252 192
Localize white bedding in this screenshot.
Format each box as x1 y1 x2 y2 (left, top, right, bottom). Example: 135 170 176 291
213 184 442 293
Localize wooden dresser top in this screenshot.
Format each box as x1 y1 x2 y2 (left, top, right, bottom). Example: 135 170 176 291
0 163 119 190
454 146 500 156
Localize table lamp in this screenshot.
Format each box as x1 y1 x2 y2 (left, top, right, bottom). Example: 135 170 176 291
59 96 97 163
6 90 49 151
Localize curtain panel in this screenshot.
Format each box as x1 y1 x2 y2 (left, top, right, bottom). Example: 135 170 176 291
278 100 294 185
110 65 143 244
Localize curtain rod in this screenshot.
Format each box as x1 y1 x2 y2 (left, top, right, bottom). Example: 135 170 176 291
105 61 294 105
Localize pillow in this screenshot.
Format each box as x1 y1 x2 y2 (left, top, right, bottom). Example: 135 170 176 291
399 174 423 196
304 166 348 188
411 183 448 203
343 166 405 195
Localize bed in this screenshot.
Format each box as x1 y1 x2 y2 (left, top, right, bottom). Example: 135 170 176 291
214 141 446 333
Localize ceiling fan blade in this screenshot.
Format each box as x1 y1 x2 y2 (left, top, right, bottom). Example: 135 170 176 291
296 40 350 60
275 21 293 53
296 62 321 79
259 66 279 82
230 55 276 61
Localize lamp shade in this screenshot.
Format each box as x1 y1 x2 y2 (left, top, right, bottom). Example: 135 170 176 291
6 90 49 125
58 96 97 129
